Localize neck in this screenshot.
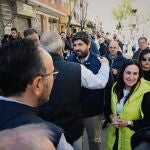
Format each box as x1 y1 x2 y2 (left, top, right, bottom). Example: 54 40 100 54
125 86 131 91
111 54 117 59
9 94 37 107
142 67 150 71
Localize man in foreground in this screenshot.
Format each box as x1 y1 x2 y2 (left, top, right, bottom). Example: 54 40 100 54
0 39 72 149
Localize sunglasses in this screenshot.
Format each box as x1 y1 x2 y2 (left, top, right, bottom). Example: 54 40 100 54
141 58 150 62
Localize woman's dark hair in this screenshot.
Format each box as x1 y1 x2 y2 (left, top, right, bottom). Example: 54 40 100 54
139 48 150 62
113 59 143 101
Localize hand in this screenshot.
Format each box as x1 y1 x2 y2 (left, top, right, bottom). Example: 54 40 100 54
119 120 133 128
110 115 121 128
118 119 128 128
112 68 118 75
98 56 109 64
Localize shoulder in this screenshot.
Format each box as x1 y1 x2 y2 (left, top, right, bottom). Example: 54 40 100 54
89 52 101 65
142 92 150 107
89 52 99 60
143 92 150 99
67 54 76 61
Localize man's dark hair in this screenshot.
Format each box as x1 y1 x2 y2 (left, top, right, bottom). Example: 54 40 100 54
138 37 147 42
0 39 46 96
11 27 17 32
72 31 91 45
23 28 38 38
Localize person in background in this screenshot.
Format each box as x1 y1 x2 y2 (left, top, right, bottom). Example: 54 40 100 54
139 48 150 81
17 32 22 39
60 31 73 59
1 34 9 47
132 37 148 60
0 39 73 149
98 35 109 56
113 34 123 51
106 60 150 150
9 27 18 41
0 124 55 150
68 31 109 150
106 41 126 82
24 28 40 46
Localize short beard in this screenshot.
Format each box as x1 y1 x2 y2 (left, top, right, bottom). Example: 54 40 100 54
76 51 88 59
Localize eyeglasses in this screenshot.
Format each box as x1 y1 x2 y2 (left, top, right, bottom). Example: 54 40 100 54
141 58 150 62
40 68 59 79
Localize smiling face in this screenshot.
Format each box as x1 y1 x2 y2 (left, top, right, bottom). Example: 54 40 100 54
73 39 90 58
123 64 139 90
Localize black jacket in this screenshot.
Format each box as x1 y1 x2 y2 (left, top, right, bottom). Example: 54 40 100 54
0 100 62 148
38 53 83 143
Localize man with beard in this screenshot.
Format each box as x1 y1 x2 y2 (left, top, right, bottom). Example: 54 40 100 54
0 39 73 149
38 31 109 150
9 27 18 41
68 31 109 150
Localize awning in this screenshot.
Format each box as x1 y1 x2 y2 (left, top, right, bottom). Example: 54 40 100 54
70 18 80 27
27 0 67 17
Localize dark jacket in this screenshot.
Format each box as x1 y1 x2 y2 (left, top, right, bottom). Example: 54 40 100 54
38 53 83 143
106 51 126 82
99 42 109 56
132 49 141 60
132 92 150 131
68 52 104 118
143 70 150 81
90 40 100 55
0 100 62 148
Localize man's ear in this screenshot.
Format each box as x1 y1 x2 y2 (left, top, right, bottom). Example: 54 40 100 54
32 76 43 96
88 42 91 49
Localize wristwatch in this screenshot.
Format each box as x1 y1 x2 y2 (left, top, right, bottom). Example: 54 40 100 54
127 120 133 127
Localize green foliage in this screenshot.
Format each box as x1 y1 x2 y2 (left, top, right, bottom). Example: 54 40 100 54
49 18 57 23
86 21 96 29
112 0 135 22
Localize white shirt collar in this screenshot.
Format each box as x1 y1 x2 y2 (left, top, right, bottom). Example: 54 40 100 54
0 96 31 106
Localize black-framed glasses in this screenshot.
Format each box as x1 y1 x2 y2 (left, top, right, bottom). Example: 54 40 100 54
40 68 59 79
141 58 150 62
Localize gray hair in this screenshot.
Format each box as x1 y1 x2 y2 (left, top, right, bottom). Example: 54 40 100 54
40 31 64 54
0 123 55 150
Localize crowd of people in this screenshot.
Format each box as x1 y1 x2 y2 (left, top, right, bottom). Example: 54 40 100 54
0 27 149 150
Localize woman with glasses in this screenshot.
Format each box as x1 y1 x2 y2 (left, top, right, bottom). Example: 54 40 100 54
139 48 150 81
105 60 150 150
